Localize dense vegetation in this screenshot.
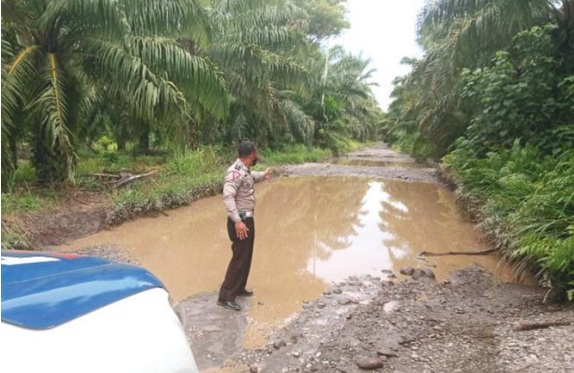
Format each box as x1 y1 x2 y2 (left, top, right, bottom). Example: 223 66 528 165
1 0 382 187
2 0 572 300
1 0 379 249
386 0 574 300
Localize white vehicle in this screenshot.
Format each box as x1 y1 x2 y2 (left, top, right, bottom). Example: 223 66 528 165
1 250 198 373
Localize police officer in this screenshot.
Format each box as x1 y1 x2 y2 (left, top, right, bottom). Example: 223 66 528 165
217 141 272 311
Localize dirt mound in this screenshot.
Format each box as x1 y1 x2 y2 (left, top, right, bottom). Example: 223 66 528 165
224 266 573 373
2 190 113 249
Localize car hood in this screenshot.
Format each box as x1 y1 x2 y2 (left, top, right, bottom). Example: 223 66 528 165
1 250 164 329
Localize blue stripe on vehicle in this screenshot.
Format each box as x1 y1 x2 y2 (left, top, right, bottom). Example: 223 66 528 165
1 250 165 329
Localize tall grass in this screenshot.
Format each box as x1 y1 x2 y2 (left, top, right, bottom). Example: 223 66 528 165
443 142 574 300
109 147 226 223
1 161 57 215
1 192 45 214
260 144 332 164
76 153 166 175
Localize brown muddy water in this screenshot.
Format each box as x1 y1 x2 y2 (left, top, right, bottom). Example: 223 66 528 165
60 176 519 348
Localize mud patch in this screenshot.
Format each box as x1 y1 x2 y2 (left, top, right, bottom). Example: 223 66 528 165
215 266 573 373
278 144 438 183
183 274 382 372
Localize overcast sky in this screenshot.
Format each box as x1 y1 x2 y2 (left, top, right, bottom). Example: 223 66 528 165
333 0 426 110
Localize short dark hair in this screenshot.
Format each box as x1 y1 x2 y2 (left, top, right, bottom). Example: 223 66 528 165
238 140 257 157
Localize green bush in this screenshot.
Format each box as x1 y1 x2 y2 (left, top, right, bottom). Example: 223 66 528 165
461 25 567 156
1 193 44 214
444 143 574 299
260 145 331 164
108 147 226 222
91 136 119 164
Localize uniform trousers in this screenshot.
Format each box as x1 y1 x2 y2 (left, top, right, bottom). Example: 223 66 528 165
218 217 255 302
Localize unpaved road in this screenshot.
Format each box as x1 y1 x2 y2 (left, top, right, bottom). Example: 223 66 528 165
277 143 438 183
62 144 573 373
196 267 573 373
178 144 573 373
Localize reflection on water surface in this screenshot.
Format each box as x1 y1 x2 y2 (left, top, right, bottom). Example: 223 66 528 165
61 176 517 347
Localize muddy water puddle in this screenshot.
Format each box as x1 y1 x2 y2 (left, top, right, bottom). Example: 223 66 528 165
60 176 518 349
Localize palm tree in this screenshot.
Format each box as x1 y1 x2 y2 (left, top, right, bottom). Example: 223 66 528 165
302 46 382 150
1 0 226 184
391 0 572 158
199 0 312 147
122 0 227 152
291 0 349 43
326 49 382 142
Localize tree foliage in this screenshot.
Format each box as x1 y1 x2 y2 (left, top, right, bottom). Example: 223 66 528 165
388 0 572 159
1 0 383 186
384 0 574 298
1 0 227 184
461 25 573 155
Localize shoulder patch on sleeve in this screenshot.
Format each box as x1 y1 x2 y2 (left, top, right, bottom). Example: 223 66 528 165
229 170 242 181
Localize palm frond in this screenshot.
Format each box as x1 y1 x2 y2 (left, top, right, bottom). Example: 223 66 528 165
33 54 72 149
128 36 227 117
280 98 314 144
41 0 129 41
121 0 211 44
2 42 40 137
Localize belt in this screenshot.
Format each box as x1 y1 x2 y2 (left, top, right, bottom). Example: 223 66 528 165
239 210 253 219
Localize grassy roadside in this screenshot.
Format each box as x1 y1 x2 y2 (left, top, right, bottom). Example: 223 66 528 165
1 143 344 249
442 144 574 301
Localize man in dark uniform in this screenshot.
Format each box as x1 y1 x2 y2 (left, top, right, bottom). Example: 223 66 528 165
217 141 272 311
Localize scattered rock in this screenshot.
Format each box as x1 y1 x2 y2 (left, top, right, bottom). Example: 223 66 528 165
383 300 400 313
235 267 574 373
421 268 436 279
290 333 302 343
400 266 415 276
356 357 385 370
273 339 287 349
337 298 355 306
406 267 436 281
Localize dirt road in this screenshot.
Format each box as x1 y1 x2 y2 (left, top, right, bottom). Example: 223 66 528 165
57 143 573 373
181 144 573 373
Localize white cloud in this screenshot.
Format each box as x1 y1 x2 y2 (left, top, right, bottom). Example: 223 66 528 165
333 0 426 110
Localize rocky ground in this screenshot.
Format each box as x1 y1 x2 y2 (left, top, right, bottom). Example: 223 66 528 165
179 265 571 373
276 144 439 183
10 143 573 373
61 243 574 373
